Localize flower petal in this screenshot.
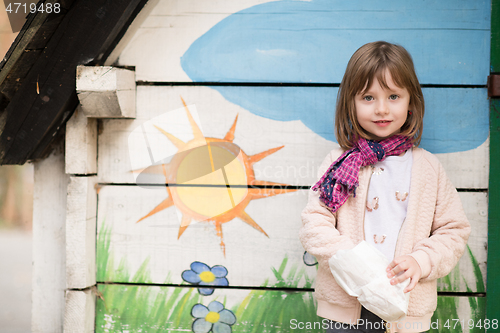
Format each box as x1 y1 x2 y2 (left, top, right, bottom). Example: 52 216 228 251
192 318 212 333
212 277 228 287
211 265 228 278
182 270 201 284
218 309 236 325
213 322 232 333
191 261 211 274
208 300 224 313
191 304 209 318
198 287 215 296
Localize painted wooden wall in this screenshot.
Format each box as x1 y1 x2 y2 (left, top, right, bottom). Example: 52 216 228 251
68 0 493 331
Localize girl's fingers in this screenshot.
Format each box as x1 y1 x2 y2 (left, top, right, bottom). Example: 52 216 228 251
404 278 418 293
387 261 407 278
390 271 409 285
386 256 421 291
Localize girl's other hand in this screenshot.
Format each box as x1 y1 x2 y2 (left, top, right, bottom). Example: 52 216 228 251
386 255 422 293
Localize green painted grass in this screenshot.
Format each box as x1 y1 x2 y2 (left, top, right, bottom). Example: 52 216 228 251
230 256 321 332
96 222 485 332
430 245 486 333
95 222 319 332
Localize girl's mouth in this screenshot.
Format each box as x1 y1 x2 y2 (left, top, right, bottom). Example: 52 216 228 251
373 120 392 127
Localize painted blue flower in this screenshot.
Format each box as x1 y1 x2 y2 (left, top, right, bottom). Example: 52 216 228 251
182 261 229 296
191 301 236 333
303 251 318 266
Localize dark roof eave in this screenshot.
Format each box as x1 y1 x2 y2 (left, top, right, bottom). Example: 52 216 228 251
0 0 149 165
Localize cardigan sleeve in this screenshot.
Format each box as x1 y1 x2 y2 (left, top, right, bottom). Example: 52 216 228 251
299 149 357 267
411 158 471 282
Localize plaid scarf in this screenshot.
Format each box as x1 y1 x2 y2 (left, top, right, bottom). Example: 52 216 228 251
312 135 413 212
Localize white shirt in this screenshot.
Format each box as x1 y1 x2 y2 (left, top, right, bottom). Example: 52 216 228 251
364 149 413 261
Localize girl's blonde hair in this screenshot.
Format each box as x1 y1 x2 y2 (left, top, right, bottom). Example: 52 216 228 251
335 41 424 149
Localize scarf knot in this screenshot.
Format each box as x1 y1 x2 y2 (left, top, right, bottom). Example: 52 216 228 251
312 135 413 212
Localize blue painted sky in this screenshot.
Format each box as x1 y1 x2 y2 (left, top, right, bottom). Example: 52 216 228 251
181 0 490 153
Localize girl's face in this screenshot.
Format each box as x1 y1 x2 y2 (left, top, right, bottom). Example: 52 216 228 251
354 69 411 141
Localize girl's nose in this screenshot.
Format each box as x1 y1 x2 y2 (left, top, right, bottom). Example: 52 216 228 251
375 100 389 115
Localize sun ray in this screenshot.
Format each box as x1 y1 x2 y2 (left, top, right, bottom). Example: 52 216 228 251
162 164 168 178
223 114 239 142
137 195 174 223
238 210 268 237
214 221 226 256
249 180 297 199
248 146 284 165
154 125 186 150
180 96 205 141
178 215 193 239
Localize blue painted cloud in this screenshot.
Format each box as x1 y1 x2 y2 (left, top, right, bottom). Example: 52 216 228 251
181 0 490 153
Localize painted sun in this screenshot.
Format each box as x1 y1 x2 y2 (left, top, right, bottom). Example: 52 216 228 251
136 97 296 254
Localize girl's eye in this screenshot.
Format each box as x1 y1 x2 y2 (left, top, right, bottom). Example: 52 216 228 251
363 96 374 101
389 94 399 100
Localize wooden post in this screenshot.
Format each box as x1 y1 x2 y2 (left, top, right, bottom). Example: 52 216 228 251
65 106 97 175
63 289 96 333
65 176 97 289
32 142 68 333
63 101 99 330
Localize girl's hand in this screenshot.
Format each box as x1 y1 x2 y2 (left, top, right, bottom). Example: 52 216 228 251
386 255 421 293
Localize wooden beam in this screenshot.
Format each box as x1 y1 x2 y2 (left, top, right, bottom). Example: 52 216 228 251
0 0 149 165
76 66 136 118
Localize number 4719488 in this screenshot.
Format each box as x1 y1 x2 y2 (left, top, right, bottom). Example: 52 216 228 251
442 319 498 330
5 2 61 14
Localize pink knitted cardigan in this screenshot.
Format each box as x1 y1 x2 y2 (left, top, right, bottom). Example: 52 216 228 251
300 147 470 332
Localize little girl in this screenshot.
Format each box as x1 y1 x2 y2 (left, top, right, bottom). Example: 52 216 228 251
300 41 471 333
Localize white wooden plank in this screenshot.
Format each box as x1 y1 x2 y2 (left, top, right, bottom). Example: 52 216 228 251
117 0 276 82
97 185 312 287
117 0 490 84
105 0 161 66
63 289 95 333
66 176 97 289
97 86 488 188
32 144 68 333
65 106 97 175
96 186 486 292
94 284 486 333
435 138 489 189
439 192 488 292
95 285 318 332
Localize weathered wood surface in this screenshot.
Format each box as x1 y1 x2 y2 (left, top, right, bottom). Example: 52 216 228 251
32 144 68 333
118 0 490 84
97 86 489 188
94 284 487 333
63 289 95 333
76 66 136 118
66 176 97 289
65 107 97 175
96 185 486 292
